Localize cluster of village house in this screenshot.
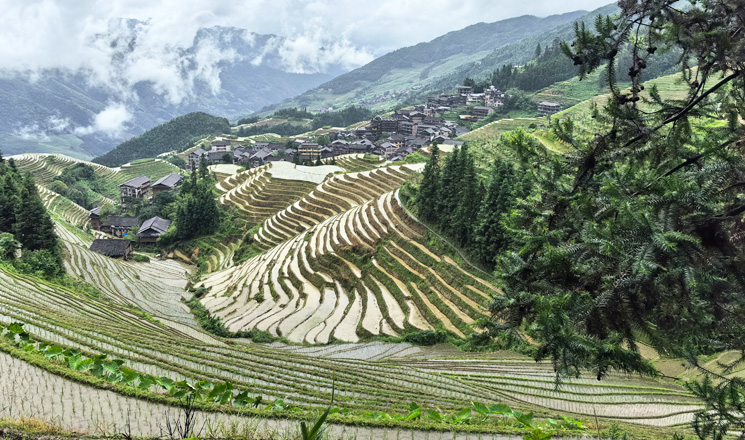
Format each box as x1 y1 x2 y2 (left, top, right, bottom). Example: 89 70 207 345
87 173 183 259
187 85 563 170
86 86 564 259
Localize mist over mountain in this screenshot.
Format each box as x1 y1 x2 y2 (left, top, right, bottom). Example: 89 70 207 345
267 5 618 113
0 21 360 160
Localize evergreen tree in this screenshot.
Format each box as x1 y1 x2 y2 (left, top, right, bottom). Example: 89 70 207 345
0 173 18 232
534 43 542 59
473 159 528 267
13 175 58 254
450 145 481 247
483 6 745 434
416 143 441 222
437 146 460 235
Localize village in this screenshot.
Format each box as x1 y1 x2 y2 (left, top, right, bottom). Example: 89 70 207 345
83 85 562 260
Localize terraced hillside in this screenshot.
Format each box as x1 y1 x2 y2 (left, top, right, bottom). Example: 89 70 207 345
11 153 179 202
201 187 495 343
327 153 387 172
0 264 701 435
0 151 707 435
248 164 420 251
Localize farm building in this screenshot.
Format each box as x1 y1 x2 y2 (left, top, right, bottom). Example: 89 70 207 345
119 176 151 203
89 207 102 231
137 216 172 245
538 101 562 116
101 216 140 238
89 239 133 259
151 173 183 195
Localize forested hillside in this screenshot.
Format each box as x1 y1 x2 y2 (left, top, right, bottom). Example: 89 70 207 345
408 2 745 436
0 153 63 277
94 113 230 167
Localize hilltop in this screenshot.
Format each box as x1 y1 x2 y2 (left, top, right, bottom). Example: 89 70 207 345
93 112 230 167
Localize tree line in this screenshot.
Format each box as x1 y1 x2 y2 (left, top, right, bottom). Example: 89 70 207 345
94 113 231 167
0 151 64 277
413 142 530 269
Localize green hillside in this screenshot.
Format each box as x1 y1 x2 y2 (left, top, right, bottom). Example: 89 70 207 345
93 112 231 167
265 5 618 113
260 8 599 114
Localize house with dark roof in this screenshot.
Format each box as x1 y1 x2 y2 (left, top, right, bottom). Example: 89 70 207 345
538 101 562 116
89 239 133 259
298 143 321 162
137 216 172 245
101 216 140 238
210 140 232 151
472 106 493 120
152 173 183 195
119 176 150 203
379 142 398 158
89 207 102 231
188 148 207 170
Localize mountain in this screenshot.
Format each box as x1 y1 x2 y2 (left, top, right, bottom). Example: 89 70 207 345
265 4 619 113
0 25 343 161
93 112 230 167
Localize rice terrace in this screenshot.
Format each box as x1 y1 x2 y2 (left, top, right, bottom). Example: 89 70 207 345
1 1 744 440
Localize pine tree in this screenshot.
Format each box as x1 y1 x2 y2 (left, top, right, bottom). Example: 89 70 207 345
416 143 441 222
450 145 481 247
534 43 542 59
436 146 460 234
473 159 526 267
13 175 58 253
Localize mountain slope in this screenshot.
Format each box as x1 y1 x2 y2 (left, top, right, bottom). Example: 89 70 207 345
0 26 339 160
267 4 618 112
93 112 229 167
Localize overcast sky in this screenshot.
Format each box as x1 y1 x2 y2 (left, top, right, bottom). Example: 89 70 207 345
0 0 613 70
0 0 613 137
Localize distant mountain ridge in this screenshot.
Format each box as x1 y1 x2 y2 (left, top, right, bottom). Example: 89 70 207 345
0 24 343 160
265 4 619 113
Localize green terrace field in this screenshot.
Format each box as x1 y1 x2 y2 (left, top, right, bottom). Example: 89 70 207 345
10 153 180 203
0 256 702 436
0 147 708 438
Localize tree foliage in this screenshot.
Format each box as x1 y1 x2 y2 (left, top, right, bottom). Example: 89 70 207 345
0 152 64 277
94 113 230 167
479 2 745 435
161 171 220 243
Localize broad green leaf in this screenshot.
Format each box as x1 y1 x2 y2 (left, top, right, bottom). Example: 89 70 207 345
44 346 64 359
156 376 175 391
137 375 156 390
8 323 24 333
489 403 513 415
404 409 422 421
232 391 251 407
426 409 443 422
102 360 122 376
76 358 94 371
455 408 472 422
120 367 139 385
472 401 490 416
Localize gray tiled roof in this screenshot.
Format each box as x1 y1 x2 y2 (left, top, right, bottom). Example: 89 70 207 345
138 216 171 236
89 239 132 257
102 216 140 228
153 173 183 189
120 176 150 188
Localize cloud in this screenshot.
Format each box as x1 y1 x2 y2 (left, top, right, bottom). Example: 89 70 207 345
74 103 133 137
13 103 132 140
0 0 612 106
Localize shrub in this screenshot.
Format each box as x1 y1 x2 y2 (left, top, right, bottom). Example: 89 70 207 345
402 330 448 346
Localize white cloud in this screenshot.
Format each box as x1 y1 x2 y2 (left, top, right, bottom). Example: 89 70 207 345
0 0 612 105
13 103 132 139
